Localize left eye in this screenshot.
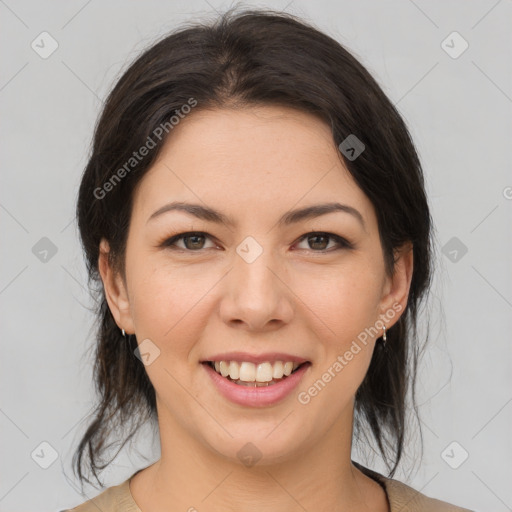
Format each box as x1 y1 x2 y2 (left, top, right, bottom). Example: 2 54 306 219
295 232 351 251
161 231 351 252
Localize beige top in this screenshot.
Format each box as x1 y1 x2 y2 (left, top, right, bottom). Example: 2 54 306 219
63 464 474 512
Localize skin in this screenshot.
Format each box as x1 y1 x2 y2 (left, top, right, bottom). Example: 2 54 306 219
99 105 413 512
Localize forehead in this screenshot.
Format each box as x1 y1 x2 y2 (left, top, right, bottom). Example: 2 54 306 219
132 106 375 228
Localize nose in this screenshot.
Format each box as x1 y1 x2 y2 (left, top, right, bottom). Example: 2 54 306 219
219 242 294 332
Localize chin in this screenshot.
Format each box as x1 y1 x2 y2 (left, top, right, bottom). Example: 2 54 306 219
197 418 313 468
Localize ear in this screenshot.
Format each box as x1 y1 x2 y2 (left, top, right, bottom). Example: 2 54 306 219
378 241 414 328
98 238 135 335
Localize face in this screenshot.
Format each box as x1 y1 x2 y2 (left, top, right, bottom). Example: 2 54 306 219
99 105 412 466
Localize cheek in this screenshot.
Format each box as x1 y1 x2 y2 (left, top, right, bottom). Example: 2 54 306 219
293 259 383 345
295 264 382 417
128 260 223 361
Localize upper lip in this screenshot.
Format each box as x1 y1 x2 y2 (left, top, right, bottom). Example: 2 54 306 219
202 352 310 365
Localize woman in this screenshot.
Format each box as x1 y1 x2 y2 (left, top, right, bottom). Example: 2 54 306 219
64 8 473 512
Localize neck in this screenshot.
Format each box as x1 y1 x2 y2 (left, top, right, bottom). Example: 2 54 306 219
130 403 388 512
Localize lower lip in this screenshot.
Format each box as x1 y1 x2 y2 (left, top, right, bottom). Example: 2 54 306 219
202 362 311 407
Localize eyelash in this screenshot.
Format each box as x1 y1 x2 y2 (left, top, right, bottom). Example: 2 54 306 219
160 231 353 253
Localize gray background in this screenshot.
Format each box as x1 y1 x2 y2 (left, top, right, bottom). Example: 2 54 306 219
1 1 511 511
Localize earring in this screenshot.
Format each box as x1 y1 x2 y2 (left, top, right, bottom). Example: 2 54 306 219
121 328 126 337
382 325 387 346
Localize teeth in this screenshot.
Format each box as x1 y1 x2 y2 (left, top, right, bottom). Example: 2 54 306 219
239 361 256 381
272 361 284 378
256 362 273 382
210 360 302 382
219 361 230 377
283 362 294 376
228 361 239 380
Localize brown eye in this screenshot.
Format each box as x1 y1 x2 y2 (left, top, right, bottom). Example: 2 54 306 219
161 232 216 251
295 232 351 252
182 233 206 250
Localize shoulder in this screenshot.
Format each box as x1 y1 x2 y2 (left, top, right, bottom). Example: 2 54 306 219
62 466 475 512
383 477 474 511
61 478 140 512
353 462 474 512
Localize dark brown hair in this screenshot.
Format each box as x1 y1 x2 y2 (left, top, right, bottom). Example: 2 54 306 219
73 7 434 489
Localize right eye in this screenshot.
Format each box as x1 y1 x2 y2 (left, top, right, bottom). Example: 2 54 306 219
161 231 218 252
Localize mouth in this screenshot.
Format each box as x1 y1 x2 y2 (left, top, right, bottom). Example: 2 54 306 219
201 360 310 387
201 359 312 407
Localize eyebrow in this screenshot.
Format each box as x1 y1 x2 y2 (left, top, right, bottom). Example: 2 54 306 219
147 201 366 231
